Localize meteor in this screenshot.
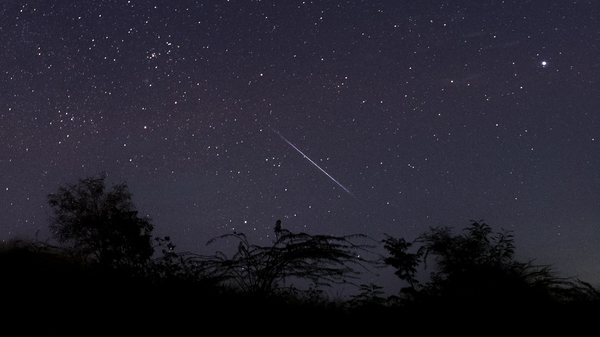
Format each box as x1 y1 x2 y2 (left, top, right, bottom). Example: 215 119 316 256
272 129 357 200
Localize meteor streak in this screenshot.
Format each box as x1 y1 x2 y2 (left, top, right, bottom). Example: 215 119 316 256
272 129 357 200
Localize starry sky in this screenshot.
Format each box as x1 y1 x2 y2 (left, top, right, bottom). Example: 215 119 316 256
1 1 599 293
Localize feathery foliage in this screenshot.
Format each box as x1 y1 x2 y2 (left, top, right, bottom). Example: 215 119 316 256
382 235 424 289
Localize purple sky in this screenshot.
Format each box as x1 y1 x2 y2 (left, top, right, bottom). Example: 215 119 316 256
2 1 599 294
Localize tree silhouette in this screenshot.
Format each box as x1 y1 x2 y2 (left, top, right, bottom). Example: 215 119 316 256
194 225 377 294
413 221 575 307
417 221 516 275
381 220 599 314
413 221 521 303
47 173 154 268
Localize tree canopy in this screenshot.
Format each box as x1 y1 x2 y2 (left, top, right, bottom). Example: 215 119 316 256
47 173 154 268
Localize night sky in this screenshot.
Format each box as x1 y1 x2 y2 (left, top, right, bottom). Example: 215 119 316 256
2 1 599 293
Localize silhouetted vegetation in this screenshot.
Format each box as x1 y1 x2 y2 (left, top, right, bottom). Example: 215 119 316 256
382 234 424 291
382 221 600 323
2 174 599 331
47 172 154 269
190 227 376 294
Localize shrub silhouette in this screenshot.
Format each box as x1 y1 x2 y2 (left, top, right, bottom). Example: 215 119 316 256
383 221 594 312
416 221 560 305
47 172 154 269
382 235 424 291
348 283 387 308
193 223 377 294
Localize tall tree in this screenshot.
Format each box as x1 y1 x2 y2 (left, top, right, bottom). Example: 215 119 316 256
47 173 154 268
